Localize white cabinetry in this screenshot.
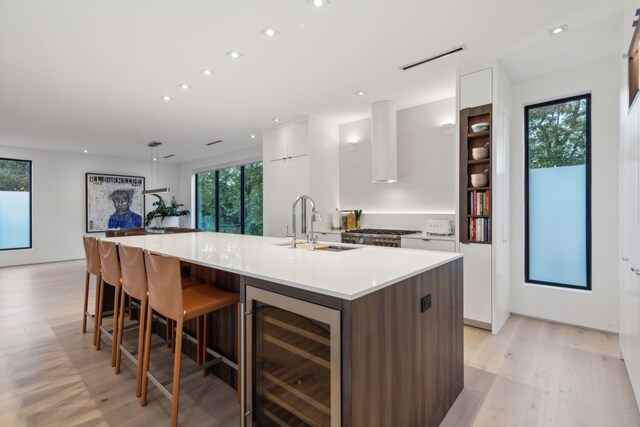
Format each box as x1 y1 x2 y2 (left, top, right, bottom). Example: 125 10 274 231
459 68 493 109
263 117 339 238
401 238 456 252
268 120 308 161
620 41 640 409
457 63 510 334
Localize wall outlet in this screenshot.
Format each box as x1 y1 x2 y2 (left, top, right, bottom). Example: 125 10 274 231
421 294 431 313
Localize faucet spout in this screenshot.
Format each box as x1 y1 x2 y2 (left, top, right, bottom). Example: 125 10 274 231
291 195 319 250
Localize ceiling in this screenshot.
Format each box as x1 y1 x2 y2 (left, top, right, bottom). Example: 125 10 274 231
0 0 625 164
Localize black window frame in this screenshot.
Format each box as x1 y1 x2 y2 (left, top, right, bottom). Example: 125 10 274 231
524 93 592 291
0 157 33 251
195 162 261 235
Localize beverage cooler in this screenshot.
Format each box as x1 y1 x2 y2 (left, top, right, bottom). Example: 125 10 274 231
243 286 341 427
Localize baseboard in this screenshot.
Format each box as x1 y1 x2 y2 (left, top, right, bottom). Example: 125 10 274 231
464 318 491 331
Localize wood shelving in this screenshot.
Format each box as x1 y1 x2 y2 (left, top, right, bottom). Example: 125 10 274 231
460 104 492 244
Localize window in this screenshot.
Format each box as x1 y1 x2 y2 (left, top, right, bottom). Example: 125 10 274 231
0 158 32 250
195 162 263 236
525 94 591 289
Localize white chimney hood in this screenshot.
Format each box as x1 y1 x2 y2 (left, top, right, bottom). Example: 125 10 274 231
371 100 397 183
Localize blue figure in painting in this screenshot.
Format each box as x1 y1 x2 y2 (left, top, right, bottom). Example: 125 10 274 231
108 189 142 229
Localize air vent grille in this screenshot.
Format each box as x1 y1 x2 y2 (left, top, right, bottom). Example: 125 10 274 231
147 141 162 147
206 140 223 146
163 154 175 159
400 45 467 71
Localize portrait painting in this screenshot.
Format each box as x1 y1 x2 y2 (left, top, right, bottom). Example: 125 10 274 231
86 173 145 232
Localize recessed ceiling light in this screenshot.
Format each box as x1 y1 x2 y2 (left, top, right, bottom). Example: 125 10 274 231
261 26 280 37
355 90 367 96
153 157 157 161
273 118 280 122
308 0 329 7
178 83 191 90
548 24 568 36
161 95 172 101
200 68 214 76
226 50 243 59
250 134 256 139
83 149 88 153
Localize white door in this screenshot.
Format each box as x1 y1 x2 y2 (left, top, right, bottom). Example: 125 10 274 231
460 243 492 327
459 68 493 109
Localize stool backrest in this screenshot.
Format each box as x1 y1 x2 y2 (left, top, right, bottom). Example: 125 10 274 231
144 251 183 320
83 236 101 276
98 240 121 287
118 244 148 301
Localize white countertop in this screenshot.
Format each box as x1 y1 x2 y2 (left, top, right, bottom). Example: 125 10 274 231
101 232 462 301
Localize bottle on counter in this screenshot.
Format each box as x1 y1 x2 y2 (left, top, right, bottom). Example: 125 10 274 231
347 211 355 230
331 208 341 229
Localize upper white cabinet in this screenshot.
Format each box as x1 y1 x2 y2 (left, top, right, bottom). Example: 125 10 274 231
459 68 493 110
263 117 339 237
268 120 308 161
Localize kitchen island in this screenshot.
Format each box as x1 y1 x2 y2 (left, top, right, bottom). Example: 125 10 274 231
103 232 463 426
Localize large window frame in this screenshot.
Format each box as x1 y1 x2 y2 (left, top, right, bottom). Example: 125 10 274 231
0 157 33 251
194 162 262 235
524 94 592 290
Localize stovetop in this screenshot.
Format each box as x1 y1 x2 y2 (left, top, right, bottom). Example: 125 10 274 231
342 228 418 236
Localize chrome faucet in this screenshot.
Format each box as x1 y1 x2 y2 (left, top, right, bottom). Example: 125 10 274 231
288 195 322 250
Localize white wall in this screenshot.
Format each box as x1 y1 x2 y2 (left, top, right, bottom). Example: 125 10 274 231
176 146 262 225
509 58 620 332
339 98 456 215
0 145 178 267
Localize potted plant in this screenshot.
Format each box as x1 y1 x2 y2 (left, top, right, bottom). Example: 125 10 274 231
144 194 190 228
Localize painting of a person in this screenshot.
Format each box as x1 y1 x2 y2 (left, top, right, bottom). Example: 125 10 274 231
108 189 142 229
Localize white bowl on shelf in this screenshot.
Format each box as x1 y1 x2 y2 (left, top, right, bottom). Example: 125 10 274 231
471 143 490 160
471 123 490 133
470 170 489 188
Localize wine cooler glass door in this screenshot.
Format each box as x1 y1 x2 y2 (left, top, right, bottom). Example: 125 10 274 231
245 286 341 427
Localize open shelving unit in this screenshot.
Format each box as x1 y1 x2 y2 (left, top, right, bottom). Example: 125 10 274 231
459 104 492 244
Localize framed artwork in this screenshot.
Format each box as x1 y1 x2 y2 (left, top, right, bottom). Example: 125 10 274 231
86 173 145 233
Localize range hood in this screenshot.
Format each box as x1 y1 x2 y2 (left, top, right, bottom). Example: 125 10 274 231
371 100 397 183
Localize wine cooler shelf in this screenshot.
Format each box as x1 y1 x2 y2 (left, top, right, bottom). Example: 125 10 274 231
254 302 335 427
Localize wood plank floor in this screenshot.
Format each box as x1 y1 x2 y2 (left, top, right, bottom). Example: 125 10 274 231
1 260 639 426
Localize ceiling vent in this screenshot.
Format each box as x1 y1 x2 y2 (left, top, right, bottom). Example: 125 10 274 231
399 44 467 71
163 154 175 159
147 141 162 147
371 101 397 183
206 140 223 146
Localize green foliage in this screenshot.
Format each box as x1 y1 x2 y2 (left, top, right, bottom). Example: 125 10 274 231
195 162 263 235
244 162 263 236
528 98 587 169
145 194 190 227
0 159 30 192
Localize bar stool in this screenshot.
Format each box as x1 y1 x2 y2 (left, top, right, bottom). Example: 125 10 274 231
81 236 101 343
141 251 239 427
114 245 203 396
96 240 123 367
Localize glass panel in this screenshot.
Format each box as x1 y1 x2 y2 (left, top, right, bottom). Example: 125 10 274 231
254 302 331 427
196 171 216 231
526 96 589 288
218 166 241 234
0 158 31 250
244 162 263 236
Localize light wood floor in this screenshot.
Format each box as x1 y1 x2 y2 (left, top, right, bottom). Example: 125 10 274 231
1 260 639 427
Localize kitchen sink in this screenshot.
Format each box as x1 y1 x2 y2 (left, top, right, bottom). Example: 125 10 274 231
272 242 359 252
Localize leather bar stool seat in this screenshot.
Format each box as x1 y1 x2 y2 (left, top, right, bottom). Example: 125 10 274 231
82 236 102 344
141 251 239 427
115 245 203 397
96 240 124 366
